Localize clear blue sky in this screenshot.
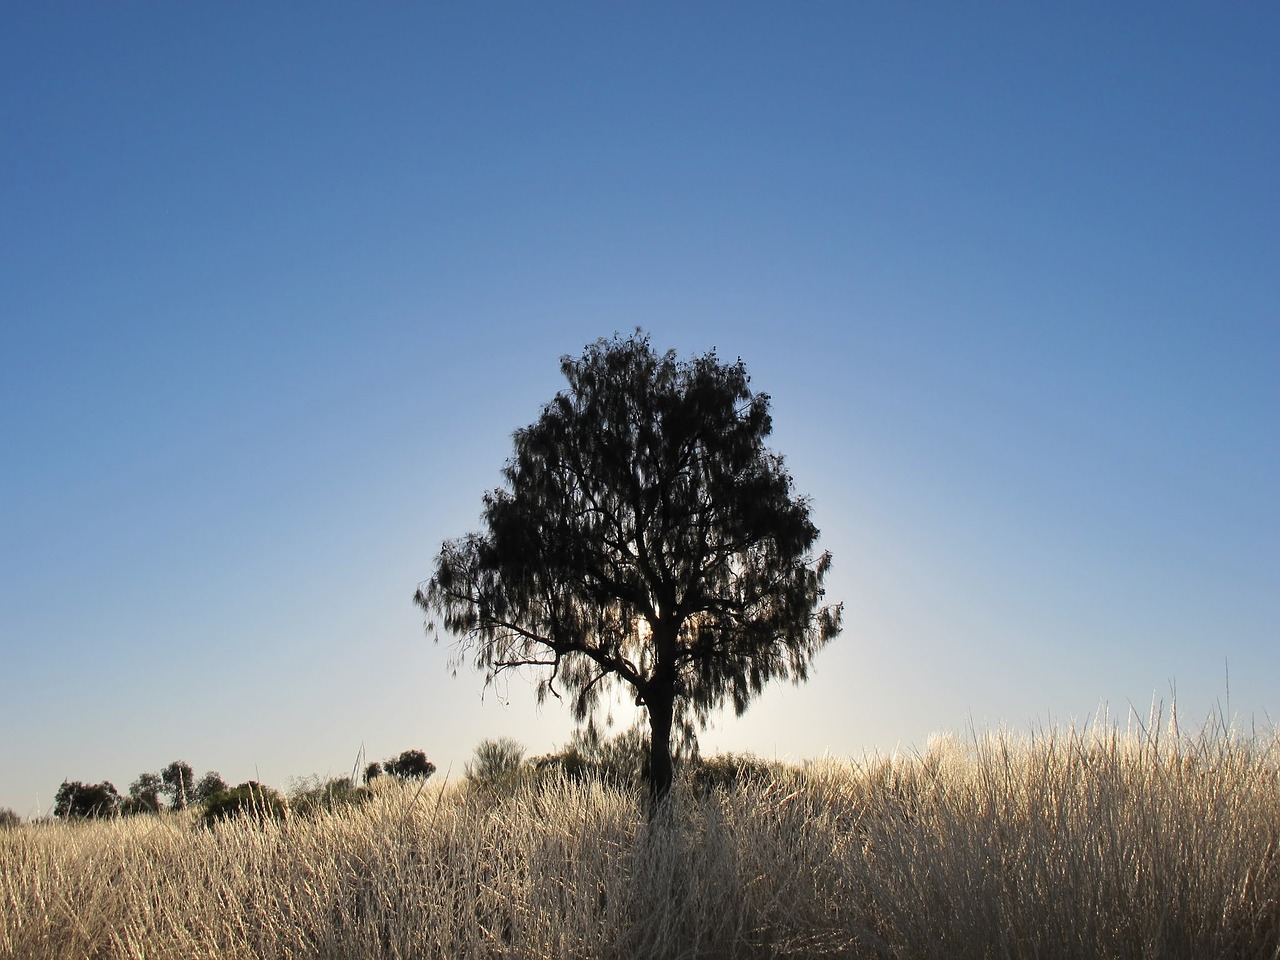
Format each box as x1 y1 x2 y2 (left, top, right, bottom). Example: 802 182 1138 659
2 4 1276 817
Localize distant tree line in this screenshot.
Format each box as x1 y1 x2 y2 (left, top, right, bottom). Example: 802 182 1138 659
362 748 436 785
46 750 435 824
53 760 228 820
5 731 780 829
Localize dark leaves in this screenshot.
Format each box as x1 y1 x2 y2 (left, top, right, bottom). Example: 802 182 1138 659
417 329 842 758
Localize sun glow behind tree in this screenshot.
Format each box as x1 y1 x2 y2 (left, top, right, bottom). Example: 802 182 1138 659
418 331 842 808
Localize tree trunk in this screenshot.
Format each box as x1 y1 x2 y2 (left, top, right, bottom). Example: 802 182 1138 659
646 691 675 817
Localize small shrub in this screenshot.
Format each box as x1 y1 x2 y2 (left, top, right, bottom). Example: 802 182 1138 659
523 725 649 792
466 737 526 786
200 782 287 827
0 807 20 829
528 746 597 784
686 753 784 795
582 722 650 785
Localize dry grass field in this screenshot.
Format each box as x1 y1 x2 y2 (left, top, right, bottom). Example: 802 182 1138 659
3 718 1278 960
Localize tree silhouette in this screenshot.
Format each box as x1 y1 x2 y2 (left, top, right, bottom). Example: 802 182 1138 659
417 332 842 809
383 749 435 781
160 760 195 810
126 772 164 813
200 781 286 826
54 780 120 819
193 771 228 805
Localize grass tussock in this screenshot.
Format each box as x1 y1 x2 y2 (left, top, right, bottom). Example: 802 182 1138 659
3 719 1279 960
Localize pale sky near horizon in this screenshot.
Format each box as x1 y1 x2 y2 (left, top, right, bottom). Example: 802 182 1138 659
2 4 1276 817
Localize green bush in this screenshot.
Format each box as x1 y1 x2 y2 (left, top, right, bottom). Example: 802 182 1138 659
383 749 436 781
126 772 163 814
193 770 228 804
200 782 287 827
53 780 121 819
466 737 526 786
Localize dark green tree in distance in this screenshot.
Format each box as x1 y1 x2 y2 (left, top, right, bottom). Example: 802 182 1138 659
200 782 286 827
54 780 121 819
417 331 842 810
125 772 164 814
383 749 436 781
160 760 195 810
362 762 383 785
193 771 228 805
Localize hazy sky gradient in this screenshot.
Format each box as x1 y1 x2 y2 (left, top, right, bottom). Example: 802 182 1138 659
2 4 1276 816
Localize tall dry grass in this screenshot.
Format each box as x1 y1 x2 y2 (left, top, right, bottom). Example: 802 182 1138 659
3 718 1278 959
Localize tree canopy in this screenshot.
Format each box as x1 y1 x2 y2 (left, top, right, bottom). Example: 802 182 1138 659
382 749 436 781
161 760 195 810
193 771 229 805
417 331 842 807
126 772 164 814
54 780 121 819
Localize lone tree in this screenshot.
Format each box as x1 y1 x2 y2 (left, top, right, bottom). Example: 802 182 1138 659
160 760 195 810
54 780 121 819
383 749 436 781
417 332 842 808
193 771 229 805
126 771 164 814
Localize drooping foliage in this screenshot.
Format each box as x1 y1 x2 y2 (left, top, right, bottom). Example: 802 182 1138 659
417 331 842 806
